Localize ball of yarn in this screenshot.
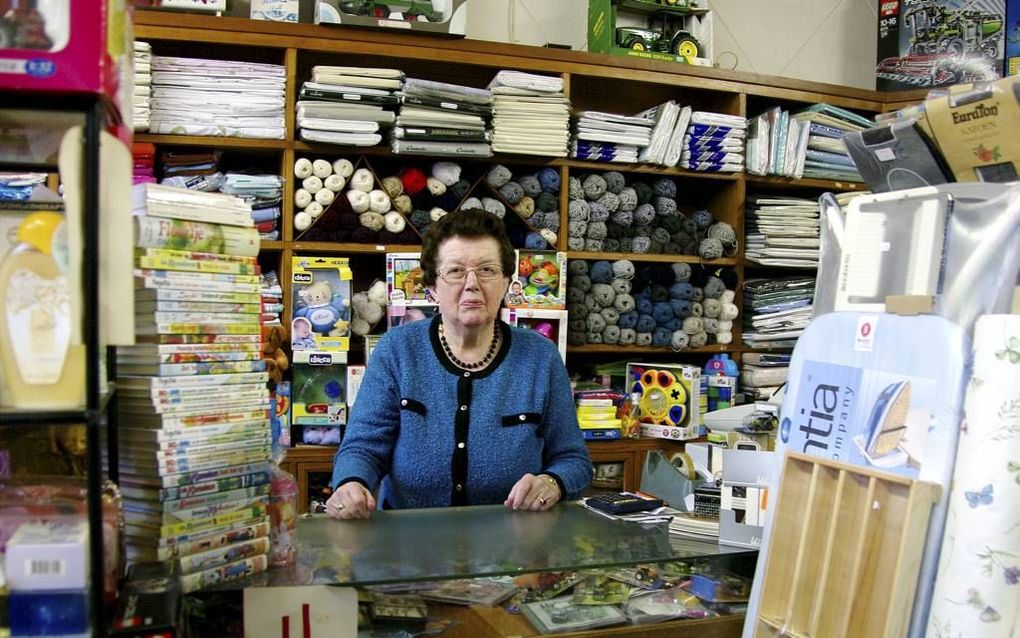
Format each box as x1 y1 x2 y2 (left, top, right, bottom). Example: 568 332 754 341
716 331 732 345
603 238 620 252
600 307 620 326
432 161 461 186
611 278 632 295
690 301 703 317
649 284 669 303
518 175 542 198
312 159 333 179
350 168 374 192
691 287 704 302
721 290 736 304
567 301 588 319
368 190 391 214
539 229 557 246
347 190 370 213
689 331 708 348
651 227 671 246
294 157 313 179
616 310 638 331
302 175 323 194
535 191 558 213
572 274 592 293
614 293 635 313
568 237 585 250
590 283 616 308
633 203 655 226
659 214 682 234
586 201 608 224
670 282 694 300
682 317 703 334
410 209 431 232
602 171 626 194
568 259 589 276
590 261 613 284
461 196 483 211
652 178 676 199
587 222 608 241
602 325 621 345
632 236 651 253
429 207 447 222
586 313 607 333
635 331 653 346
708 222 738 253
717 320 733 332
479 197 505 219
597 191 620 213
670 299 691 318
619 237 633 253
636 314 656 332
536 167 560 192
568 176 584 201
399 167 427 196
499 181 524 205
635 296 653 316
525 232 547 249
426 177 446 197
720 302 739 321
324 174 346 192
670 330 690 351
703 277 727 299
295 188 312 209
652 302 673 325
582 174 607 200
315 188 335 207
333 159 355 178
629 182 651 206
393 194 412 215
610 260 633 280
654 197 677 217
384 211 405 233
698 237 724 260
617 187 637 212
691 209 714 230
359 211 385 232
703 318 720 334
306 201 324 218
615 328 634 345
449 179 471 201
568 220 588 238
652 327 672 347
486 165 513 188
703 298 721 318
610 209 634 227
585 238 604 252
514 196 535 219
294 211 312 231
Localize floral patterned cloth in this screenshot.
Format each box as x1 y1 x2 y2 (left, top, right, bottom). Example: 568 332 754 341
928 315 1020 637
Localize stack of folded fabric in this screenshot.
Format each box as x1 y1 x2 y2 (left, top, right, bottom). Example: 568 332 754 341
296 66 403 147
635 101 692 168
158 150 224 192
149 56 286 139
261 271 284 327
489 71 570 157
570 111 653 163
791 104 870 182
744 196 820 268
221 174 284 242
391 78 493 157
133 41 152 132
680 111 746 172
741 277 815 351
739 353 790 401
132 143 157 186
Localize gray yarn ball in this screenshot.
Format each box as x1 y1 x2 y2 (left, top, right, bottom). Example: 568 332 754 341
611 278 632 295
611 209 633 227
597 191 620 213
619 328 637 345
569 319 587 333
573 274 593 293
587 331 603 344
568 176 584 201
698 237 724 260
651 227 671 245
518 175 542 198
633 182 654 205
614 293 635 313
708 222 738 254
691 209 714 230
591 283 616 307
652 178 676 199
703 318 720 334
514 196 535 219
568 331 586 346
671 263 691 282
499 181 524 205
690 301 704 317
585 239 604 252
689 331 708 348
612 259 634 279
703 298 721 318
582 174 607 200
536 191 558 213
664 242 683 254
600 307 620 326
568 302 589 320
567 287 586 304
682 317 703 334
659 214 682 234
568 260 588 276
617 187 637 212
586 313 607 333
633 225 652 239
703 277 727 299
619 237 634 252
692 287 704 302
636 332 653 346
632 236 651 254
586 222 608 241
568 236 585 251
584 294 599 313
680 217 699 237
602 171 626 194
568 220 588 238
654 196 677 217
588 201 610 223
482 197 506 218
671 330 690 351
602 325 621 344
461 196 482 210
633 203 656 226
359 211 385 231
604 238 621 252
568 199 591 221
486 165 512 188
648 239 665 254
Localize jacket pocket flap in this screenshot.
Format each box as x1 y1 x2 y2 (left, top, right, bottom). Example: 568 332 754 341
399 397 426 416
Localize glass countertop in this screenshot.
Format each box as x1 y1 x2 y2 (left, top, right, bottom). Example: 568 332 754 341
245 504 755 589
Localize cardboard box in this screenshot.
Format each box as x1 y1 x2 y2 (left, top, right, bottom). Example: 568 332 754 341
315 0 468 36
500 307 567 362
6 521 88 591
588 0 713 66
876 0 1005 91
0 0 132 128
718 448 773 549
923 75 1020 182
627 362 701 439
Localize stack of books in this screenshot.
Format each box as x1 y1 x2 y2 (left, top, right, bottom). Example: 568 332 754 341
668 513 720 541
133 41 152 132
119 184 271 592
570 111 654 163
296 66 403 147
573 389 625 440
679 111 746 173
635 101 691 167
220 173 284 242
391 78 493 157
741 277 815 352
744 196 821 268
149 56 286 140
489 71 570 157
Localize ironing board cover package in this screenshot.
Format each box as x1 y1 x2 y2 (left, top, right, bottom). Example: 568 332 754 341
743 312 969 638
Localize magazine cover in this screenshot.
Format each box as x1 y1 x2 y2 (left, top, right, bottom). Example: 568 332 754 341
520 598 626 634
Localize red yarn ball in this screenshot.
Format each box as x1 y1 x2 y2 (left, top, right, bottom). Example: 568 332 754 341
400 167 428 197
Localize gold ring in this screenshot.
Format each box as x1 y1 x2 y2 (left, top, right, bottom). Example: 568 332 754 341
539 496 548 505
337 502 345 511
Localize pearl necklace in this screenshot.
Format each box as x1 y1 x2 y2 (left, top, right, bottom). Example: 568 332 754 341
439 323 500 370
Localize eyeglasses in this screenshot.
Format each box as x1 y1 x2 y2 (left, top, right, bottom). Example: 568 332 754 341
437 263 504 283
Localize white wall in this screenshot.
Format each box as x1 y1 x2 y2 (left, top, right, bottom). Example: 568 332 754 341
463 0 877 90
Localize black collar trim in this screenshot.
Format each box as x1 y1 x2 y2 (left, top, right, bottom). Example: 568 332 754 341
429 315 510 379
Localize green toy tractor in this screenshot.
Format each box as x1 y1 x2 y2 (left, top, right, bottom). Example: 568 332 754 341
339 0 442 22
615 12 701 59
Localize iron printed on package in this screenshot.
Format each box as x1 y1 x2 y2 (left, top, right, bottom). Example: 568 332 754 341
876 0 1006 90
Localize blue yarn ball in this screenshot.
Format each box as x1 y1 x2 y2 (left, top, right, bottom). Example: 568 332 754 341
525 232 547 249
590 261 613 284
635 297 653 316
670 282 695 300
618 310 639 330
662 318 680 332
536 167 560 192
692 208 714 230
652 327 672 346
652 178 676 199
652 302 673 325
670 299 692 318
636 314 656 332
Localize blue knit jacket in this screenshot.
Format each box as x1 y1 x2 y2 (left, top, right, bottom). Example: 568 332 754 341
331 316 592 509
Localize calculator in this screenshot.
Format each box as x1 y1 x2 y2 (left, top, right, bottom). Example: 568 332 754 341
585 493 664 515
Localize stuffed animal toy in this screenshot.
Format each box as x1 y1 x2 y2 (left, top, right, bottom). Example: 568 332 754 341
262 324 290 385
294 280 349 337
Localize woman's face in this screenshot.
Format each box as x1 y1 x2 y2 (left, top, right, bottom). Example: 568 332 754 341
433 235 509 331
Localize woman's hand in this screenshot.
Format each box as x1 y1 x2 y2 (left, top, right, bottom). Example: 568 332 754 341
326 482 376 520
505 473 561 511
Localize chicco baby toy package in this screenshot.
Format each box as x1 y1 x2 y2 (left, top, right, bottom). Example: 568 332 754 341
506 250 566 310
290 256 352 356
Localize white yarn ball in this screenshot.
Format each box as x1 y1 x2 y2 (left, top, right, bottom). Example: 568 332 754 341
302 175 323 194
347 189 370 214
294 188 312 209
429 207 447 222
720 290 736 304
716 331 733 345
384 211 405 233
312 159 332 179
294 157 313 179
294 211 313 231
369 189 391 214
324 174 346 192
315 188 335 207
306 202 324 219
333 158 354 178
351 168 374 193
717 320 733 332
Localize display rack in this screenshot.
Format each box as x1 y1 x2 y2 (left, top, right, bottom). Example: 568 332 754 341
0 93 118 635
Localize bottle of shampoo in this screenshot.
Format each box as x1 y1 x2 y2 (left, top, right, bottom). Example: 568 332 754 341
0 212 85 408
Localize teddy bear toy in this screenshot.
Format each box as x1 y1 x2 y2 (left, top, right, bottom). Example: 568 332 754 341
294 280 350 337
262 325 290 385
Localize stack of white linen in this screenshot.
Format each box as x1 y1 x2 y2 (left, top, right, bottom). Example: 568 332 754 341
569 111 653 163
133 41 151 132
297 66 403 146
489 71 570 157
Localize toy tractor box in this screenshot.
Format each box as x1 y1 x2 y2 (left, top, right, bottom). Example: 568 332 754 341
1007 0 1020 75
877 0 1005 91
291 256 353 355
314 0 468 36
626 362 701 440
588 0 713 66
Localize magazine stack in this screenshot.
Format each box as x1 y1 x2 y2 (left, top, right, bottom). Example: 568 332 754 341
118 183 272 592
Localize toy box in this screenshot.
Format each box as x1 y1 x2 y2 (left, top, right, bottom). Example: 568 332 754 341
270 381 291 450
0 0 133 133
718 448 773 549
507 250 566 310
251 0 299 21
587 0 713 66
1008 0 1020 75
386 252 435 307
876 0 1005 91
346 365 365 409
292 354 347 428
387 304 438 329
314 0 468 36
291 256 352 354
627 362 701 440
500 307 567 362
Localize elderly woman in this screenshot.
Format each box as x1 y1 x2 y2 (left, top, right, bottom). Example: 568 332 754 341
327 210 591 519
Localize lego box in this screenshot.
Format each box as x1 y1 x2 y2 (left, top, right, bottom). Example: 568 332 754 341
876 0 1005 91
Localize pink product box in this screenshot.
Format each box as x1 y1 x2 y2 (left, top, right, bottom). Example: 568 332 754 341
0 0 133 121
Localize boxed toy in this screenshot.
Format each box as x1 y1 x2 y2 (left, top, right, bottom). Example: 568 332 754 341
506 250 566 310
718 448 773 549
291 256 352 354
626 362 701 440
386 252 435 307
387 304 438 329
0 0 133 133
876 0 1005 91
500 307 567 362
587 0 713 66
314 0 469 36
292 354 347 429
1008 0 1020 75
